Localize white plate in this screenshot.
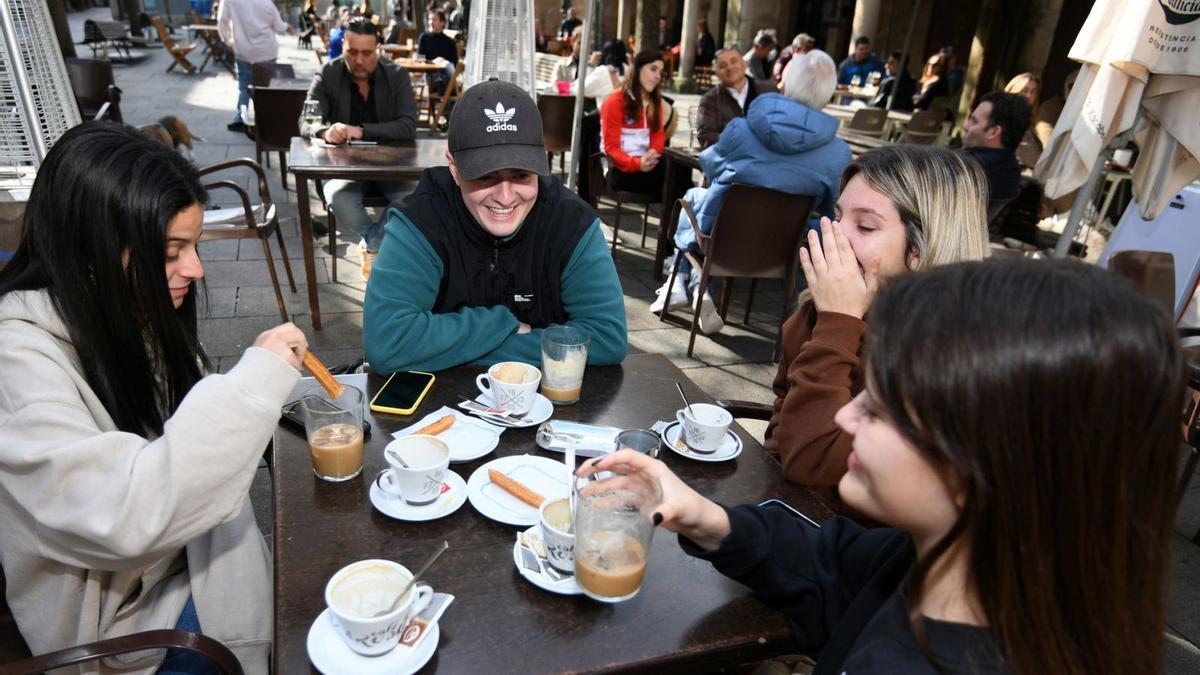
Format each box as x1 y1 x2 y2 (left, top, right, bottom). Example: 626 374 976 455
369 469 468 522
306 608 439 675
392 407 502 463
473 392 554 428
661 422 742 462
466 454 569 526
513 525 583 595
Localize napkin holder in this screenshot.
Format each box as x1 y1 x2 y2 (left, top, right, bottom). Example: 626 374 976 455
535 420 623 458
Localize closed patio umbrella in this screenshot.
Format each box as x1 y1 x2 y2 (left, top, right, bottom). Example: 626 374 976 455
1034 0 1200 257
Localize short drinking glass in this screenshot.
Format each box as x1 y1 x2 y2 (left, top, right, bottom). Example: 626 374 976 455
574 473 661 602
540 325 590 406
301 385 364 482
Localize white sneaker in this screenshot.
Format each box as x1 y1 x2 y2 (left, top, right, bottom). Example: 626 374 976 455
649 276 689 313
694 291 724 334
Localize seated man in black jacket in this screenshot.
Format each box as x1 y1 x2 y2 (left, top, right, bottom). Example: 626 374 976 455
961 91 1030 213
695 48 760 149
300 17 417 279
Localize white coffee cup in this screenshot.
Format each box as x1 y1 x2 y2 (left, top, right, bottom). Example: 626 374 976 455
675 404 733 454
376 435 450 505
324 559 434 656
475 361 541 415
539 497 575 573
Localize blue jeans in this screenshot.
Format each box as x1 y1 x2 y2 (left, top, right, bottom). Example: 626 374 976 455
324 180 408 252
156 596 218 675
233 58 271 124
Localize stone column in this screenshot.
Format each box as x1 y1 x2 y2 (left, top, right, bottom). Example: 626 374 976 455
849 0 881 57
672 0 700 92
618 0 635 44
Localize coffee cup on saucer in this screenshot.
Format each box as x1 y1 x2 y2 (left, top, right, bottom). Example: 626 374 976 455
324 559 434 656
476 361 541 415
377 436 450 505
539 498 575 574
675 404 733 454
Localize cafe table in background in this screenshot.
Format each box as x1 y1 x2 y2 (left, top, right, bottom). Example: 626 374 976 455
272 353 834 673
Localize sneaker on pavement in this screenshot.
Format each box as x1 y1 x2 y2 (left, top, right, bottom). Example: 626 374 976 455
648 276 689 313
359 244 377 281
694 291 724 335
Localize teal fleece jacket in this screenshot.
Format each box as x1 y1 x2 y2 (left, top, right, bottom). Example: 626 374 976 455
363 210 627 374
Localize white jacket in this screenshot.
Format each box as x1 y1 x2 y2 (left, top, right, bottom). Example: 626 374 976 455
217 0 288 64
0 290 298 674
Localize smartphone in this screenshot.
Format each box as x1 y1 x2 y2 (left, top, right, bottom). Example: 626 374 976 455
280 398 371 439
369 371 436 416
758 498 822 529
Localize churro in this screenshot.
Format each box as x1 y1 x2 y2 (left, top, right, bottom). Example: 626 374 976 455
488 469 544 508
302 352 344 399
414 415 455 436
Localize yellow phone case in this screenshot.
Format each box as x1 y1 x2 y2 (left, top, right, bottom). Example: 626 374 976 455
369 371 436 415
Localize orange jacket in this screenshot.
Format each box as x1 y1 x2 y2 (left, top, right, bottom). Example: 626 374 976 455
600 89 665 174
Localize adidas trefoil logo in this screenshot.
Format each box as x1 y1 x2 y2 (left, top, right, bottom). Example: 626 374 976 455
484 101 518 132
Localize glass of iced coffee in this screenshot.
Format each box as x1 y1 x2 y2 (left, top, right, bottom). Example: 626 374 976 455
540 325 590 406
574 473 661 602
301 385 365 482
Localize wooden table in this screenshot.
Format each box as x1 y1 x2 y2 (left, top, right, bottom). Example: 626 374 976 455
823 103 913 138
381 43 415 59
287 137 448 328
656 147 703 282
272 353 833 673
837 130 891 158
393 59 450 75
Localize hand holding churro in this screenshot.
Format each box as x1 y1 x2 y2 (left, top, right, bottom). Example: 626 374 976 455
302 352 344 399
488 469 545 508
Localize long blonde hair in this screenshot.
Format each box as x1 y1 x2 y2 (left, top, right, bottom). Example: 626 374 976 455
842 145 990 271
1005 72 1041 118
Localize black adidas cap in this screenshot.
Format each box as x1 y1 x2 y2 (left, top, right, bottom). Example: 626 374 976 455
447 79 549 181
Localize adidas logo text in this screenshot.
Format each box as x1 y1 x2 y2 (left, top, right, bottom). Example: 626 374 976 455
486 122 518 132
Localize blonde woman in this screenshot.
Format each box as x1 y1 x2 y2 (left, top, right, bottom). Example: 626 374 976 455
763 145 990 501
1005 72 1043 168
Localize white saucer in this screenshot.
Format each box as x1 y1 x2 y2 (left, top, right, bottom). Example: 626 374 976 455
474 392 554 428
306 608 439 675
466 454 569 526
370 470 468 521
393 407 501 463
661 422 743 462
513 525 583 595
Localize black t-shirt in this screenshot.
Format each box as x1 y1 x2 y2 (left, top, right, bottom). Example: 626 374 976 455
416 31 458 64
347 74 379 127
559 17 581 39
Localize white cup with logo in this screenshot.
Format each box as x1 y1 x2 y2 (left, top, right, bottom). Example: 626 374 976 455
376 435 450 505
539 497 575 574
324 559 434 656
475 361 541 415
675 404 733 454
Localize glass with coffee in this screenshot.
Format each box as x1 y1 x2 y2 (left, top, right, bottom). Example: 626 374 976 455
301 385 365 482
540 325 590 406
574 473 661 602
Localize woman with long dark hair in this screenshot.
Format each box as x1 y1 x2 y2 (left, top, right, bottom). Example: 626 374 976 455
584 258 1182 674
0 123 307 674
600 49 667 195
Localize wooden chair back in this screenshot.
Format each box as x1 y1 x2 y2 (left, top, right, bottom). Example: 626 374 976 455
847 107 887 137
899 109 941 144
1108 250 1176 317
65 57 123 123
252 63 296 87
252 87 307 152
538 93 574 154
703 185 815 280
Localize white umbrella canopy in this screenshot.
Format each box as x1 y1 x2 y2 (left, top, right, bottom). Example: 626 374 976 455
1035 0 1200 228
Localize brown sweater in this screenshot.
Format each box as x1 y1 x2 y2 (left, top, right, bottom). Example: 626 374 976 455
764 301 866 490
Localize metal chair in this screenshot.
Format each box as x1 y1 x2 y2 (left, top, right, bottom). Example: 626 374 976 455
898 109 942 144
846 108 887 138
252 62 296 87
197 159 296 322
250 86 307 190
150 16 201 74
538 93 574 178
660 185 814 359
64 58 123 123
588 152 657 253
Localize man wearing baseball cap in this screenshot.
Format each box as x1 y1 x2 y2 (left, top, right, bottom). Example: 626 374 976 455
363 79 627 373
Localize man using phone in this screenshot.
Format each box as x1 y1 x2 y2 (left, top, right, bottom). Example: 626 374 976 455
362 79 628 374
299 17 418 280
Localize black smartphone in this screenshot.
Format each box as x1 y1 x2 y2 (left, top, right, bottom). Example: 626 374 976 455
280 398 371 439
758 498 822 529
369 371 436 416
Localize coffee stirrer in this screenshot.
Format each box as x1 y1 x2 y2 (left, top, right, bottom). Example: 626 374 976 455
675 381 694 418
372 540 449 618
302 352 344 399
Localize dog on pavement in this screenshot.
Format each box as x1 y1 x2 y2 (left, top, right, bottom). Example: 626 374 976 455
138 115 203 161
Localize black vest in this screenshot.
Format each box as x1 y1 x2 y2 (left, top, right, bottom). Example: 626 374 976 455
399 168 596 329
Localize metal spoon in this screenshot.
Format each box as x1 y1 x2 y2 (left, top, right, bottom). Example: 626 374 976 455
385 448 408 467
372 540 449 617
675 381 694 418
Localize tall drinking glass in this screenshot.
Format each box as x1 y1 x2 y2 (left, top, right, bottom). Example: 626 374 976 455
574 474 661 603
301 385 364 482
540 325 590 406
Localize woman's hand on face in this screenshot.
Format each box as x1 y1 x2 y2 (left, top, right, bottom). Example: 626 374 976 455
252 323 308 370
576 449 731 550
798 217 880 319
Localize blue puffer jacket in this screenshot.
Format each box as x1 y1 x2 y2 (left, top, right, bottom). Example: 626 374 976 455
675 93 851 252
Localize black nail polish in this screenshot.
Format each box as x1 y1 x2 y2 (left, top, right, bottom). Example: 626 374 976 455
652 512 663 526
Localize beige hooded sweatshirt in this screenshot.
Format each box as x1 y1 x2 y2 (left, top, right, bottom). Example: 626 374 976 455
0 289 298 674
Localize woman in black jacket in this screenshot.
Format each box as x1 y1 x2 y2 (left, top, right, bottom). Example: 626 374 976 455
582 258 1181 675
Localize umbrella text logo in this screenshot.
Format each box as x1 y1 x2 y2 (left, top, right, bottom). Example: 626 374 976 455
1159 0 1200 25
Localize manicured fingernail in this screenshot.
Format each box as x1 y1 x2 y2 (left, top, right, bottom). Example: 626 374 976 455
652 512 663 526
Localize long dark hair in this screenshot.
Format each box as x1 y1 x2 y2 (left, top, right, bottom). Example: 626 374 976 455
865 258 1180 675
600 39 628 76
622 49 664 132
0 123 209 436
